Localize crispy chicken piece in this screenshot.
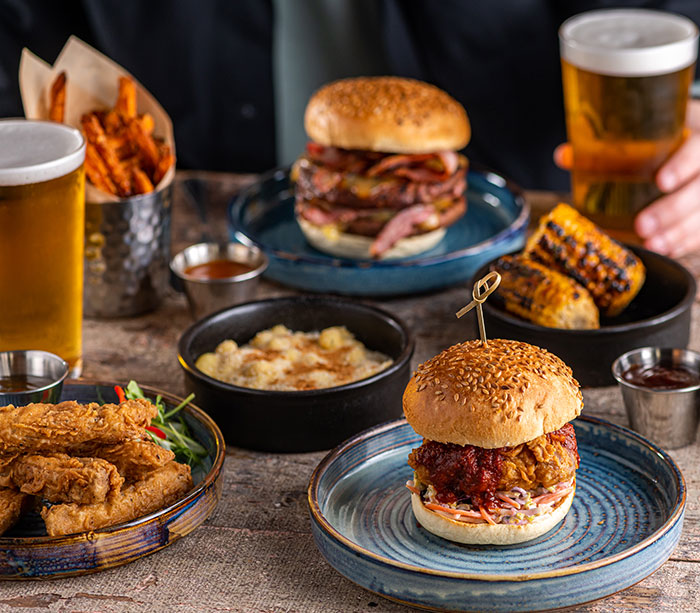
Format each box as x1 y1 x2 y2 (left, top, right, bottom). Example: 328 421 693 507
0 454 19 488
9 454 123 505
0 488 30 536
498 426 579 491
409 424 579 506
0 399 157 454
77 440 175 482
42 461 193 536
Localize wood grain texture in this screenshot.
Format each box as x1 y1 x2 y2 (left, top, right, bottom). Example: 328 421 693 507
3 172 699 611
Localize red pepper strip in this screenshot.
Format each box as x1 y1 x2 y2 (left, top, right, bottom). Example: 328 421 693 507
114 385 126 403
146 425 166 439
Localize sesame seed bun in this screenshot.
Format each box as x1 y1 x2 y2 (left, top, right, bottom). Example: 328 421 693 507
304 77 470 153
297 216 446 260
403 339 583 448
410 483 575 545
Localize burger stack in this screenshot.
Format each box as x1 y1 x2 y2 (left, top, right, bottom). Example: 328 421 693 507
293 77 470 260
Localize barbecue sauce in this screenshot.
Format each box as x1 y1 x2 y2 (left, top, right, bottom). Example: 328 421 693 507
622 363 700 390
408 440 503 507
184 259 253 280
0 374 55 392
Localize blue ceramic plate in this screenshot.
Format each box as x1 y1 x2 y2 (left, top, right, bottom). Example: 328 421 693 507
229 168 529 296
308 416 685 612
0 380 225 579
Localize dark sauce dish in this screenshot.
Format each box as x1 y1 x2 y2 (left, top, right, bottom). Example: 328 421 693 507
472 245 695 387
178 296 414 452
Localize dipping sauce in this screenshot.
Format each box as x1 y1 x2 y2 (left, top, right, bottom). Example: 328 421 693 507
622 363 700 390
195 324 393 391
184 259 253 280
0 374 56 392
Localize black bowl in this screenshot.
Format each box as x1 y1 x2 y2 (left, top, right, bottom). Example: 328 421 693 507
178 296 414 452
472 246 696 387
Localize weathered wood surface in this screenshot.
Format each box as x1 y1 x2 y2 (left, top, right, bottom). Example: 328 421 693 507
2 172 700 612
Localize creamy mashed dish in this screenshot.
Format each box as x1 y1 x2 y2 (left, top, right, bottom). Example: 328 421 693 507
195 325 393 391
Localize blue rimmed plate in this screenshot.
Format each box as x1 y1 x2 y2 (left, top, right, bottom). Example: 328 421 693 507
229 168 529 296
0 380 225 579
308 416 685 612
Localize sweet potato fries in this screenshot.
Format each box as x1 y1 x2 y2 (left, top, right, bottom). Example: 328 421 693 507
47 72 174 197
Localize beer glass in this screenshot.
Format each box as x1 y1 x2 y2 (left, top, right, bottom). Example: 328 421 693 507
560 9 698 241
0 120 86 374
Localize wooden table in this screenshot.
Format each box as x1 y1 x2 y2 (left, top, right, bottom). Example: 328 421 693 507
3 172 700 612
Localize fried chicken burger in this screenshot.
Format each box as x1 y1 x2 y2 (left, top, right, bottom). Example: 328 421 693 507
292 77 470 260
404 339 582 545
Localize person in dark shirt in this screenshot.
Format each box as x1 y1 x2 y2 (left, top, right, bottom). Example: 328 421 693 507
1 0 700 254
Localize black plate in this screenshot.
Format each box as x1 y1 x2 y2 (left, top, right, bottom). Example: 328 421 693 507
472 245 695 387
178 296 414 451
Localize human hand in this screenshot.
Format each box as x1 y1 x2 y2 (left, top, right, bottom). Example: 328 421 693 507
554 99 700 257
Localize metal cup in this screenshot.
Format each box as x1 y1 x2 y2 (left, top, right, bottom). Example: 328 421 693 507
0 350 69 406
612 347 700 449
170 242 268 320
84 183 172 318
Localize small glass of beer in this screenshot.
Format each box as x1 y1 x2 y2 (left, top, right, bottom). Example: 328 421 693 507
560 9 698 241
0 120 86 375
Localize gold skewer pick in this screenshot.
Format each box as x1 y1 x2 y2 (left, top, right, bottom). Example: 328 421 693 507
455 271 502 345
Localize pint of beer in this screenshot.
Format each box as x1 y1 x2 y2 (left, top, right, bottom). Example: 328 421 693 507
560 9 698 240
0 120 86 373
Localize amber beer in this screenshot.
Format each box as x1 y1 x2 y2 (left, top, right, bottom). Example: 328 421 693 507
0 120 86 373
560 9 698 241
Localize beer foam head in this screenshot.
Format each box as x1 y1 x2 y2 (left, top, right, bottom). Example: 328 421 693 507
0 119 85 186
560 9 698 77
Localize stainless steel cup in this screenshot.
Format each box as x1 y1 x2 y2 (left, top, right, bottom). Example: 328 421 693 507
84 183 172 318
0 350 69 406
170 242 268 320
612 347 700 449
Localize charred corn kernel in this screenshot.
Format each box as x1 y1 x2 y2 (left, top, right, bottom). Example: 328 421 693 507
524 203 645 317
492 256 600 329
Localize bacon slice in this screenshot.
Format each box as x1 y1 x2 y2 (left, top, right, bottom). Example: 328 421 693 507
369 204 434 257
366 153 435 177
437 151 459 176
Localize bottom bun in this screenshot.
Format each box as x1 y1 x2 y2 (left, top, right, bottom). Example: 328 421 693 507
297 216 446 260
411 488 575 545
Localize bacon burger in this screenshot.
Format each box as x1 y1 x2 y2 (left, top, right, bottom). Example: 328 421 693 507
292 77 470 260
404 339 581 544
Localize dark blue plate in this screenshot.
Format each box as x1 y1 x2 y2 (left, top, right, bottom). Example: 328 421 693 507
0 380 225 579
308 416 685 612
229 168 529 296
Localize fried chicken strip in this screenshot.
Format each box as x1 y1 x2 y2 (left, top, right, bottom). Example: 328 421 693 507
42 461 193 536
0 454 18 488
0 399 157 454
9 454 124 505
0 488 30 536
76 440 175 481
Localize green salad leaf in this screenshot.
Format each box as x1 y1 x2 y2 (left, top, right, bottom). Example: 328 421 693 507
119 380 206 467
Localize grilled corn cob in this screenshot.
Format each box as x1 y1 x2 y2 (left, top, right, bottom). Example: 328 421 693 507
524 203 645 317
492 255 600 329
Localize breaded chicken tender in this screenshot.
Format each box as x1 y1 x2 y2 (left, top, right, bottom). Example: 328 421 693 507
77 440 175 481
0 399 157 454
0 488 30 536
9 454 124 504
42 461 193 536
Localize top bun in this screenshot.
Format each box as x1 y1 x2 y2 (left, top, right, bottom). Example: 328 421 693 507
403 339 582 448
305 77 470 153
